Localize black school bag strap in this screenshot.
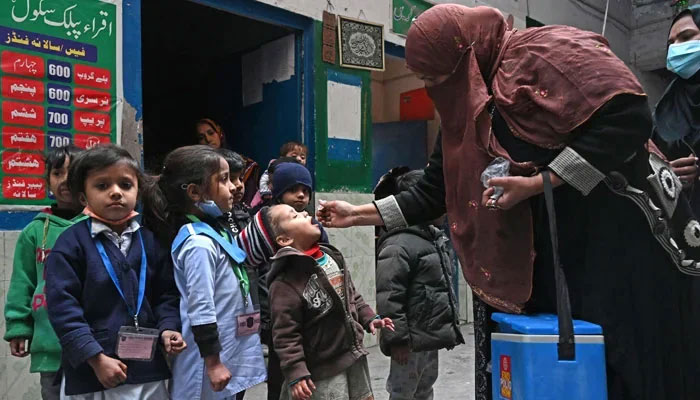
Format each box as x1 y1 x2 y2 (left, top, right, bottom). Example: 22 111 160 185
542 170 576 361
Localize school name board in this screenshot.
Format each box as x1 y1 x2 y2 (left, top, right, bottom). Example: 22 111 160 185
392 0 433 36
0 0 118 206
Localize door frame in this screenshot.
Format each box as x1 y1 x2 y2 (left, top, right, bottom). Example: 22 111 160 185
186 0 316 173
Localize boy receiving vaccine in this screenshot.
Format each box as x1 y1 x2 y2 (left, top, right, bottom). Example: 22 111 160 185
245 204 393 400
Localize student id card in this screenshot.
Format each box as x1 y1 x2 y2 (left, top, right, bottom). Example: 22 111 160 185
116 326 159 361
236 312 261 337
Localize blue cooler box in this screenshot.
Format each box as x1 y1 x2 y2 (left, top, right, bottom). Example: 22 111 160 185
491 313 607 400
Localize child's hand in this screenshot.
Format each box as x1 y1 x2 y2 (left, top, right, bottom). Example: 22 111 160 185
9 338 29 357
391 344 410 366
369 317 395 335
291 377 316 400
87 353 128 389
161 330 187 355
204 355 232 392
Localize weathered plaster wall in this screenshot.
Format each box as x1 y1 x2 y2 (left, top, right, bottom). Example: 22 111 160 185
121 0 144 163
1 231 41 400
258 0 682 105
312 21 374 193
528 0 632 62
631 0 700 72
371 57 424 124
315 192 378 347
1 1 144 396
255 0 632 56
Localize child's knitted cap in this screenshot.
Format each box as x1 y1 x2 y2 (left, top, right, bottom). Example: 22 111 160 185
271 162 312 201
236 206 276 266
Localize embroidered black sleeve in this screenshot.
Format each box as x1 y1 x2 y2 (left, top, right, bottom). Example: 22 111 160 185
191 322 222 358
553 94 652 194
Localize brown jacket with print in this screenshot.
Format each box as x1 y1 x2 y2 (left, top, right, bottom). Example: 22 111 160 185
268 244 377 383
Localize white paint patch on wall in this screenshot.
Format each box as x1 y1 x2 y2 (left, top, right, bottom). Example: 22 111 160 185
327 80 362 141
242 34 296 106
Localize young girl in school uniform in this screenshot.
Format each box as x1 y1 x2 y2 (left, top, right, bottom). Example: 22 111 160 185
142 145 266 400
45 144 186 399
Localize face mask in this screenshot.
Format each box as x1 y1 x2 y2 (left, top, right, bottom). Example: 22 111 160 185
195 200 223 218
83 206 139 226
667 40 700 79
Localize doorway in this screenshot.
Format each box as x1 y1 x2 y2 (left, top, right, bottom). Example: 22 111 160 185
141 0 303 171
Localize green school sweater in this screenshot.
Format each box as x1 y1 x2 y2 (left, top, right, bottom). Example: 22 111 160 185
4 210 87 373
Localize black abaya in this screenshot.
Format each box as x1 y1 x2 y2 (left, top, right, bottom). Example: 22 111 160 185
393 94 700 400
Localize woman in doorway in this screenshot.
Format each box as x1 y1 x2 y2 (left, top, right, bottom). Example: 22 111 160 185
654 6 700 206
196 118 260 206
317 5 700 400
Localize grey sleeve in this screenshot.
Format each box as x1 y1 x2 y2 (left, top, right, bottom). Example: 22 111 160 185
548 147 606 195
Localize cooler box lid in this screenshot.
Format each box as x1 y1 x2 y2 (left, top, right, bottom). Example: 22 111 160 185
492 313 603 335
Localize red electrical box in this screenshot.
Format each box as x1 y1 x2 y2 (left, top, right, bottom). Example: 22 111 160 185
399 88 435 121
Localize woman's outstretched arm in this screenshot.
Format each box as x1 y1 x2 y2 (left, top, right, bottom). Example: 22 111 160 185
318 132 447 229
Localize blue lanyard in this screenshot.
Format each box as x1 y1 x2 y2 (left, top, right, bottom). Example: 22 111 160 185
91 221 147 329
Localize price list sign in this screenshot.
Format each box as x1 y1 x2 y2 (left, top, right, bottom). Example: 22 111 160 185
0 0 118 205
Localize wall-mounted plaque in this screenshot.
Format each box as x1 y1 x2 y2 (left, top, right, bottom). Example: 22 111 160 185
337 16 384 71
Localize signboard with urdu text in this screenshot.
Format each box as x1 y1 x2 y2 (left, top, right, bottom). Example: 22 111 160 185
0 0 121 206
391 0 433 36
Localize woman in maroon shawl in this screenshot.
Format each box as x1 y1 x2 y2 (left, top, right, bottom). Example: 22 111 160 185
318 5 700 400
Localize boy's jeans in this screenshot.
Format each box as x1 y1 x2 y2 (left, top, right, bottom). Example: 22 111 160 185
386 350 438 400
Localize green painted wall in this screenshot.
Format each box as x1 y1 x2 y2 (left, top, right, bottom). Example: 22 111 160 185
313 21 373 193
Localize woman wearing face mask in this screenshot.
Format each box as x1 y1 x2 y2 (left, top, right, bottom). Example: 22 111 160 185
654 6 700 205
318 5 700 400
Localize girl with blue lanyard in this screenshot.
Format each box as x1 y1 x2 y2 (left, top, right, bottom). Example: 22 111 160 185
45 145 185 399
142 145 266 400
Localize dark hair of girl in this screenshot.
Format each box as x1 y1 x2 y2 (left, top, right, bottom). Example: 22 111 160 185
45 145 82 180
67 144 142 198
141 145 224 244
216 148 245 173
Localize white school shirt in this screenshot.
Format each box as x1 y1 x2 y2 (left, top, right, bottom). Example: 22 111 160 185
90 219 141 256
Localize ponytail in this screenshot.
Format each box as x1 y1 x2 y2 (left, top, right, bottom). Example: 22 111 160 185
140 174 173 244
141 145 223 244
